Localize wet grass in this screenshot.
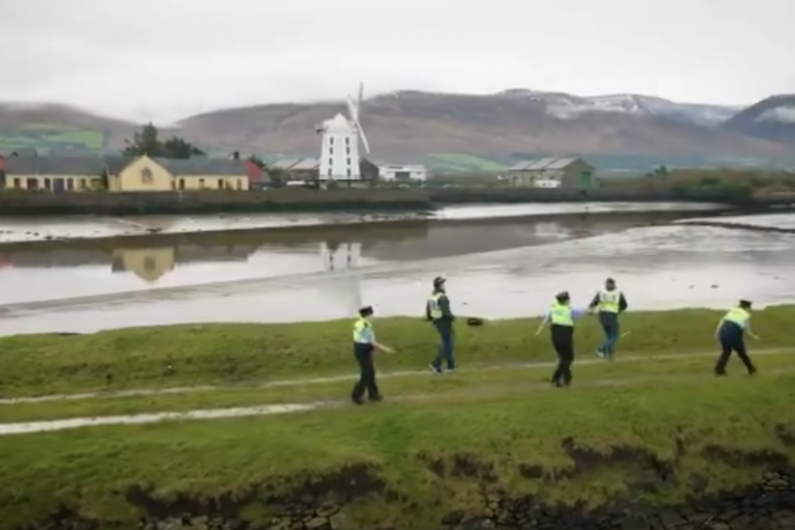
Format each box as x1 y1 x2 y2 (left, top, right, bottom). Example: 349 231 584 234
1 305 794 397
1 349 793 422
0 372 793 529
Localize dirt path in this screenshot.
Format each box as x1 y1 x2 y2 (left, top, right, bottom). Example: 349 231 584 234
0 347 789 405
0 366 791 437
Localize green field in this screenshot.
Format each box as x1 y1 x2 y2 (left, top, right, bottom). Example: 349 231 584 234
427 152 507 172
0 307 793 529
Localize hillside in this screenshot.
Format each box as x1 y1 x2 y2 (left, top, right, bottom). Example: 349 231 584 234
0 91 789 169
178 91 779 159
723 94 795 145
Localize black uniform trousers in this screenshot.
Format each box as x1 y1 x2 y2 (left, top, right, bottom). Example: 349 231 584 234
715 322 756 374
352 342 381 402
550 324 575 386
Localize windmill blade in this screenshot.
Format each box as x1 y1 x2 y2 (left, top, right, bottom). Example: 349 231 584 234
357 122 371 153
346 96 358 123
358 82 364 107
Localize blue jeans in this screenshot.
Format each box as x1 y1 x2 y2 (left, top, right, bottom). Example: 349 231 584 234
431 321 455 370
598 312 620 357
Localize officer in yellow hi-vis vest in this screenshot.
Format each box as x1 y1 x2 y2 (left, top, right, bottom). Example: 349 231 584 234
535 291 591 387
426 276 455 374
588 278 628 359
713 299 759 376
351 305 394 405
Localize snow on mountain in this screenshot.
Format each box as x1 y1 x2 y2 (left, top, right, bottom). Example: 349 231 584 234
498 89 740 126
722 94 795 144
756 106 795 124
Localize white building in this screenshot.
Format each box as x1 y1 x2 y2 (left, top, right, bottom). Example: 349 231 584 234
377 163 428 182
318 114 361 182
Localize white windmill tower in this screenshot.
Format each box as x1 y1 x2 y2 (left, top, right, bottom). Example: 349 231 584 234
316 82 371 184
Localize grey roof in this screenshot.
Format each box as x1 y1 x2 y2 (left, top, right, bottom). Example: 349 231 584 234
154 158 247 176
4 156 110 176
270 158 300 170
289 158 319 170
508 157 586 171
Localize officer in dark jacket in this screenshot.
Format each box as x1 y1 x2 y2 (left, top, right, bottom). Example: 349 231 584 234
351 305 394 405
427 276 456 374
714 299 758 376
535 291 590 387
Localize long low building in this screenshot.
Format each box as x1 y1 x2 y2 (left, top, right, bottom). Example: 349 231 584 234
507 157 597 188
2 155 259 192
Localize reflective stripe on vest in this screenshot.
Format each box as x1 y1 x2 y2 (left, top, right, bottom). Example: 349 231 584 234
723 307 750 328
427 292 443 320
598 289 621 313
352 317 371 342
550 303 574 326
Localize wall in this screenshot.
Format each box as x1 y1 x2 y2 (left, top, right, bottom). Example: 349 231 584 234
113 156 173 192
379 166 428 181
0 188 432 215
174 175 249 191
318 129 360 180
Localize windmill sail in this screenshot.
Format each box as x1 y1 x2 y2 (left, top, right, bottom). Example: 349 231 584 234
347 82 370 154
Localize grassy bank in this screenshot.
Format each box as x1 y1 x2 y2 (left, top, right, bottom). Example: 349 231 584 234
0 372 793 529
2 348 794 422
2 305 795 398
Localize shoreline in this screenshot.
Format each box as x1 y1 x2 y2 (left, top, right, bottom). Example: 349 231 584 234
0 202 730 249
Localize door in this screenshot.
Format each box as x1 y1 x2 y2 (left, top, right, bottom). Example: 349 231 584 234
53 178 65 193
579 171 593 188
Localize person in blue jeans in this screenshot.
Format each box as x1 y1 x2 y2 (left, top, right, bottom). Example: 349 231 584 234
588 277 628 359
427 276 455 374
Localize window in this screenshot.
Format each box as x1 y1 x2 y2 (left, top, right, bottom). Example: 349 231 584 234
346 157 351 165
345 137 350 145
328 158 333 166
346 147 351 155
13 178 21 189
140 167 153 184
43 178 51 190
178 178 185 190
329 137 334 145
218 178 224 189
66 178 74 190
346 168 352 177
80 179 88 190
329 148 334 155
327 169 332 177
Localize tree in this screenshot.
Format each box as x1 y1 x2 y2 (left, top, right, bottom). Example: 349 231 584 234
122 123 205 159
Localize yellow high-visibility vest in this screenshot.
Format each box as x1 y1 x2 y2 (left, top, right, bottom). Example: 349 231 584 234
598 289 621 313
550 303 574 326
723 307 750 328
427 292 443 320
352 317 372 343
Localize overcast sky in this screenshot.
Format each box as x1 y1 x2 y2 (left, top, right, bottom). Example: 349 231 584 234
1 0 792 123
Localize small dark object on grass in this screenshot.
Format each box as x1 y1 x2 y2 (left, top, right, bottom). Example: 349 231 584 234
466 317 485 327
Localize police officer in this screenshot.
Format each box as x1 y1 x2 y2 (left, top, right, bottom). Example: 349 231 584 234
351 305 394 405
535 291 590 387
588 277 628 359
714 299 759 376
427 276 456 374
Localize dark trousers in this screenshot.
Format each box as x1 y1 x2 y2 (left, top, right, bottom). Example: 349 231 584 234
598 312 620 357
551 326 575 386
352 343 381 401
715 325 756 374
431 320 455 371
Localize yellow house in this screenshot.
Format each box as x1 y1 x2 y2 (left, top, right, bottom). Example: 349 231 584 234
3 156 106 191
109 155 250 192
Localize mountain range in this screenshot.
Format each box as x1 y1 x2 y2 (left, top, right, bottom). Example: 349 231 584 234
1 90 794 170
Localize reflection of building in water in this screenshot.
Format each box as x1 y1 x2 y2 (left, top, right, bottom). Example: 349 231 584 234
320 241 363 314
3 244 258 282
112 247 176 283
